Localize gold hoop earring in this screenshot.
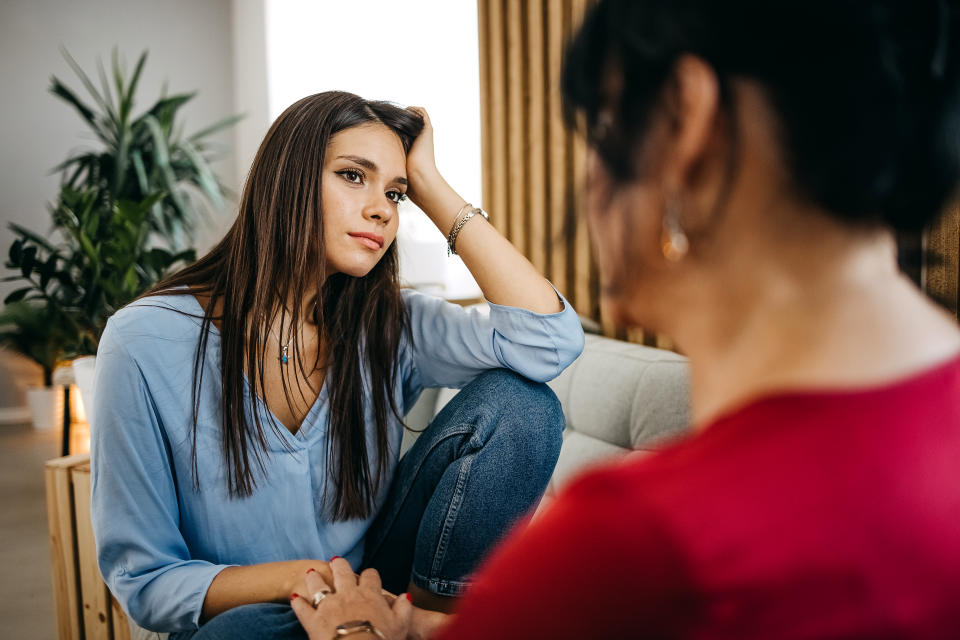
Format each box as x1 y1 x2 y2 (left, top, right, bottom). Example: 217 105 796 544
661 197 690 262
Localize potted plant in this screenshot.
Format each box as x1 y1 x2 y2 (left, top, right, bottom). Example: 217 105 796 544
6 188 196 425
0 301 74 429
51 49 241 249
2 49 239 425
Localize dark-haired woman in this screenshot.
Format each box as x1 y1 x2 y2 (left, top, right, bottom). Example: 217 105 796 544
290 1 960 638
89 93 583 637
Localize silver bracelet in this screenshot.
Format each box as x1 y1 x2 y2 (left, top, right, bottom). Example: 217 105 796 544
446 202 474 253
450 202 473 231
447 205 489 256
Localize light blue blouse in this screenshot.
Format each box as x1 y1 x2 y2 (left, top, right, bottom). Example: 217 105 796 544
90 289 583 632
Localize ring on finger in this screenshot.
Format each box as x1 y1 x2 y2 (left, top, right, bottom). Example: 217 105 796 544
311 589 332 607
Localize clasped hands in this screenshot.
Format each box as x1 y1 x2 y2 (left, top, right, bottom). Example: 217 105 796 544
290 557 441 640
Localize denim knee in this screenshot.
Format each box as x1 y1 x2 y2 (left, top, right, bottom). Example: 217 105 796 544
466 369 564 463
364 368 566 598
478 368 562 419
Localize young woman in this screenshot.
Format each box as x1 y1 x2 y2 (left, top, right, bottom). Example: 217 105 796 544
89 91 584 637
291 1 960 638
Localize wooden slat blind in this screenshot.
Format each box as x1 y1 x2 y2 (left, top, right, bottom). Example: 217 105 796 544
927 205 960 320
545 0 569 301
478 0 602 325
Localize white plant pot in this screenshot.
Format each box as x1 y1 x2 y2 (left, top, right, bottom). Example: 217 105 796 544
26 386 64 431
72 356 97 428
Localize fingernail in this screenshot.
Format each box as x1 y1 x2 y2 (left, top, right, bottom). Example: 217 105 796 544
405 593 412 602
306 568 316 574
330 555 340 561
290 593 299 601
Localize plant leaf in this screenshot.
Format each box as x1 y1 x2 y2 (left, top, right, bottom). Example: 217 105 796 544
54 272 79 294
124 265 138 293
8 239 23 265
180 140 223 208
96 56 120 137
112 126 131 195
188 113 245 142
130 148 150 193
142 115 170 166
39 254 58 290
121 51 148 125
3 288 31 304
9 223 56 253
49 78 111 145
147 247 172 271
85 206 101 238
53 152 94 177
143 115 190 217
78 231 97 264
136 93 194 131
111 48 126 120
137 191 165 213
172 248 196 264
20 246 37 278
60 47 113 130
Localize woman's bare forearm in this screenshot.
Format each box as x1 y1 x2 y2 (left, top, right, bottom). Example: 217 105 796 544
201 559 333 622
410 168 562 314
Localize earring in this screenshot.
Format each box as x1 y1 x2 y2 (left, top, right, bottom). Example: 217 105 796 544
593 110 613 141
660 197 689 262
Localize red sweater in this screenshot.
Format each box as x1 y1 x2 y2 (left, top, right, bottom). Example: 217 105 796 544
438 355 960 639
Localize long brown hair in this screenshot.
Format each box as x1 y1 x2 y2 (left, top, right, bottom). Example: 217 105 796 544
144 92 424 520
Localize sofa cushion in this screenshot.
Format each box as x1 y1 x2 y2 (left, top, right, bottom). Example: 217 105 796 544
551 335 689 448
544 334 690 491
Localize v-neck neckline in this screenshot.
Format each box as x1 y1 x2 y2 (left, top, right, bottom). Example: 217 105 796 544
185 293 329 445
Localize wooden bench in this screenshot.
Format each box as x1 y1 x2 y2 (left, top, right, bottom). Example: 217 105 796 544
46 453 131 640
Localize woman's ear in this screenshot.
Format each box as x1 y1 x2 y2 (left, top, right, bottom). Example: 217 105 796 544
661 55 721 196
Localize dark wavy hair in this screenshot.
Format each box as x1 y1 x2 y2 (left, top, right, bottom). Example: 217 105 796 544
144 91 424 520
562 0 960 232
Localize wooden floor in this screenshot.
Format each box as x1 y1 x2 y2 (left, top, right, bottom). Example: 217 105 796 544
1 421 60 640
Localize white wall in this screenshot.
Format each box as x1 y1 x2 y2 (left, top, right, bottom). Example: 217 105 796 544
232 0 272 196
0 0 239 412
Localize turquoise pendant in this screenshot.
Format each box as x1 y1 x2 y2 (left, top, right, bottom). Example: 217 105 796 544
280 345 289 364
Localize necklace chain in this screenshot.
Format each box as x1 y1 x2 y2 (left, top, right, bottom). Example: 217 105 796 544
269 325 291 365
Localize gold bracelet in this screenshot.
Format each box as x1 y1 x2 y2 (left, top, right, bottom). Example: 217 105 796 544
332 619 387 639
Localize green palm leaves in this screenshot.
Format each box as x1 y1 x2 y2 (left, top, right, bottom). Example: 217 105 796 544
51 48 242 247
2 49 240 360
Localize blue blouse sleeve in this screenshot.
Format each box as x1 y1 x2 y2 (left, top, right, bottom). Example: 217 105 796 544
90 319 230 632
402 287 585 392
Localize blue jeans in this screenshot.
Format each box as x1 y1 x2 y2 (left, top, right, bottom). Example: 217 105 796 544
171 369 563 640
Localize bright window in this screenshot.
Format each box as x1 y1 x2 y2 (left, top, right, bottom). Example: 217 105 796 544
265 0 482 298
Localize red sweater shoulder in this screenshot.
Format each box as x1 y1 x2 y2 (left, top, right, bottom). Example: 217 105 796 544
438 354 960 639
